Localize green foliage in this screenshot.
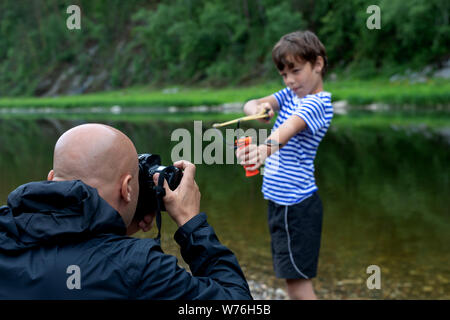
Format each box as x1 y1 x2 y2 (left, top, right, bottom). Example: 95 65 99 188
352 0 450 71
0 0 448 96
128 0 305 85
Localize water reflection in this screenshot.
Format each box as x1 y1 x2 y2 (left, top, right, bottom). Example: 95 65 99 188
0 118 448 299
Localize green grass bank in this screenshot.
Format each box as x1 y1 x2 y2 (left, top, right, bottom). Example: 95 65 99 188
0 79 449 109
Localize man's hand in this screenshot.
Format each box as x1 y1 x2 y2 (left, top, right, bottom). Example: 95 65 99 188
153 160 201 227
126 213 155 235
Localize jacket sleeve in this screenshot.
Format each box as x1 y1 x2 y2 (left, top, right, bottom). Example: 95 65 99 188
135 213 253 300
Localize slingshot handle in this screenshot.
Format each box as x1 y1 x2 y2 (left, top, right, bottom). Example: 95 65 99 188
236 136 259 177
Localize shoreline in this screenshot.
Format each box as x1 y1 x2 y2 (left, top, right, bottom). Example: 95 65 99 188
248 280 288 300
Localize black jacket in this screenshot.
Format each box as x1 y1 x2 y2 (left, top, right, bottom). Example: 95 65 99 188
0 180 252 299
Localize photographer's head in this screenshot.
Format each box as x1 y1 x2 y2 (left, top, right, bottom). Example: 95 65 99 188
47 124 140 229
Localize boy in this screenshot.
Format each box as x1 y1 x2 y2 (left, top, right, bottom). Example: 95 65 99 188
236 30 333 300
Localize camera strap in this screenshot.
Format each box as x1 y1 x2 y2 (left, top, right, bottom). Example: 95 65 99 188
153 168 169 242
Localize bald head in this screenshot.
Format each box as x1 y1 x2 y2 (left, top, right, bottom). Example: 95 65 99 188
52 124 137 185
49 124 139 226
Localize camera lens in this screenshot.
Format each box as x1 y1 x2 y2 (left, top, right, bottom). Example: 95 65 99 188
134 154 183 221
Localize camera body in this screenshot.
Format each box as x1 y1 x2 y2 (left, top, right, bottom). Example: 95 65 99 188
134 153 183 221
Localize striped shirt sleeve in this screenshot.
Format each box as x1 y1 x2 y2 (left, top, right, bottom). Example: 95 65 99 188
293 96 327 135
272 87 292 111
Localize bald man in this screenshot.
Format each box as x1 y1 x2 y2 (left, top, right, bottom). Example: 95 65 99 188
0 124 252 300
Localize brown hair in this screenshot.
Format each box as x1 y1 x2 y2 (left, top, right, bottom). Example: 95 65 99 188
272 30 328 77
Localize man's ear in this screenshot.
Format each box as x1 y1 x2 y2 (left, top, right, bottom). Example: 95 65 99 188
47 170 54 181
120 174 133 203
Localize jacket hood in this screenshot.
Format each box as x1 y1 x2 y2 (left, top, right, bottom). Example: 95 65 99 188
0 180 126 251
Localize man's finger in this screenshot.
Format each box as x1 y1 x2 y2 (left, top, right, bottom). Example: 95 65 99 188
152 173 172 196
143 213 154 223
173 160 191 170
173 160 196 183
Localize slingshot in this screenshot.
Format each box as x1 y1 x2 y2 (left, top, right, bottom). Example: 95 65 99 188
212 108 270 128
212 108 270 177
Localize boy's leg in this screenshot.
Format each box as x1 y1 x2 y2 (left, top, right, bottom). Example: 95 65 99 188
286 278 317 300
267 194 323 300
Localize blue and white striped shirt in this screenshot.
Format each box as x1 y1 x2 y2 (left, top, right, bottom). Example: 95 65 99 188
262 88 333 205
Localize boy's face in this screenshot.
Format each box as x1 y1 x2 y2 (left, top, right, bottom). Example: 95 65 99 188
278 56 323 98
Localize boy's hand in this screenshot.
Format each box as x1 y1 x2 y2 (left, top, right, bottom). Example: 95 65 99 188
236 144 270 171
256 103 275 124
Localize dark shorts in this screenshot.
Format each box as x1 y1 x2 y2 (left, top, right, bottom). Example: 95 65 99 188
267 192 323 279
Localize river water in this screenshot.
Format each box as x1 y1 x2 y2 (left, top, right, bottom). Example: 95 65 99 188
0 114 448 299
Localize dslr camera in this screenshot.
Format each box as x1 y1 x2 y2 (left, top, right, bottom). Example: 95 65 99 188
134 153 183 221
